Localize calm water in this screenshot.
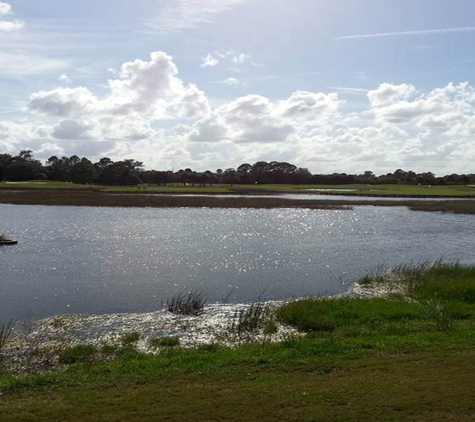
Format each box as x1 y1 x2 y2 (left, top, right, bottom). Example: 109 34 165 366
0 204 474 321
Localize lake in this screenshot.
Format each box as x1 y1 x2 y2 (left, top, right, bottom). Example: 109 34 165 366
1 204 474 321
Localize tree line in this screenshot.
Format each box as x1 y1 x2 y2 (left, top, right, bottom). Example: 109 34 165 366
0 150 473 186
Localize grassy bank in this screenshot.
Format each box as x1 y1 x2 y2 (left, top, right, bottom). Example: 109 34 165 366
1 180 475 197
2 263 475 421
1 188 475 214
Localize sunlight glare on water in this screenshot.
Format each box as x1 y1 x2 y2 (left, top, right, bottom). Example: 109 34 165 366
1 204 474 320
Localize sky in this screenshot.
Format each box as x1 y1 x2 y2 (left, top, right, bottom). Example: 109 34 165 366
0 0 475 175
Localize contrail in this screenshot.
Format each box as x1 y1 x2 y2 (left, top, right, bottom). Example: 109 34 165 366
336 26 475 40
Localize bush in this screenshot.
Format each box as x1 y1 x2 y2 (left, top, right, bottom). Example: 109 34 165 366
166 291 207 315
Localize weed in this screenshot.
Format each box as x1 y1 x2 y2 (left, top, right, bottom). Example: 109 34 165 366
149 337 180 348
196 343 220 353
166 291 207 316
419 298 457 331
120 332 140 346
0 320 14 363
230 303 275 340
59 344 96 365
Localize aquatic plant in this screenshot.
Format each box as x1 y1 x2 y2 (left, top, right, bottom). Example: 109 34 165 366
0 319 14 362
230 302 275 339
166 291 207 316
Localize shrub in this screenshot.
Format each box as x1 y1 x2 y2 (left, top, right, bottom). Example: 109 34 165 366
166 291 207 315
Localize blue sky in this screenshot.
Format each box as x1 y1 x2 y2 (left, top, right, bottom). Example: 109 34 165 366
1 0 475 174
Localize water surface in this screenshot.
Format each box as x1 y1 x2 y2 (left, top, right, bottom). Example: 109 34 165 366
1 204 474 321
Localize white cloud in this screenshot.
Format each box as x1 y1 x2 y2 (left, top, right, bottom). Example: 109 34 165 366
223 77 239 86
7 49 475 175
277 91 342 122
52 120 97 140
201 53 219 68
232 53 250 64
29 87 98 118
0 2 11 15
0 3 24 32
146 0 249 34
58 74 72 84
0 20 24 32
29 51 210 121
367 83 416 107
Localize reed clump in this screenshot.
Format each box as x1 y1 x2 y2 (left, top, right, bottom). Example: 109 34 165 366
166 291 207 316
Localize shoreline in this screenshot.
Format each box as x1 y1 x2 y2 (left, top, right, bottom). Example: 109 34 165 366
1 188 475 213
4 282 381 375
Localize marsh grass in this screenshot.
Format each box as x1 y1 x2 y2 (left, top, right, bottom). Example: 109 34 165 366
279 262 475 334
120 332 140 346
418 298 459 331
0 319 14 363
59 345 97 365
149 337 180 348
166 291 207 315
277 298 422 333
229 303 276 340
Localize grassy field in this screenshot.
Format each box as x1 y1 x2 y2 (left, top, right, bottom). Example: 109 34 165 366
2 263 475 421
1 180 475 197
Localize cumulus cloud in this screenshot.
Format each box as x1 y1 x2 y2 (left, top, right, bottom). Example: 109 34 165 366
0 19 23 31
29 87 98 118
0 2 11 15
372 82 474 128
58 74 72 84
0 2 24 32
52 120 97 140
201 53 219 68
201 49 259 72
29 52 210 121
367 83 416 107
11 50 475 174
277 91 342 122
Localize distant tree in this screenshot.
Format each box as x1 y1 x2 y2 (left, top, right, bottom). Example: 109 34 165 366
4 151 43 181
97 159 143 185
70 158 96 184
0 153 13 180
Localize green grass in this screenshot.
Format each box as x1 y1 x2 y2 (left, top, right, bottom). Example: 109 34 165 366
2 263 475 420
1 180 475 197
149 337 180 348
